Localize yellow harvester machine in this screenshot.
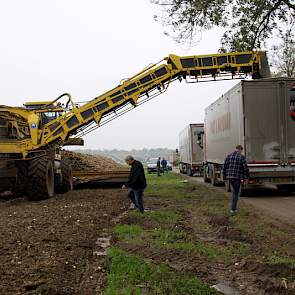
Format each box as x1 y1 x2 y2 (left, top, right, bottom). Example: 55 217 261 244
0 51 270 199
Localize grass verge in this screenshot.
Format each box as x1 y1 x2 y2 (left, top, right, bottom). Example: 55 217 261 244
105 247 218 295
114 224 250 263
105 171 295 293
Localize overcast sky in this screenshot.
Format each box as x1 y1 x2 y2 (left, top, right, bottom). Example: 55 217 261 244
0 0 241 150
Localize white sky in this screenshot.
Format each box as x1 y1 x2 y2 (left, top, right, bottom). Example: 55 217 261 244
0 0 241 149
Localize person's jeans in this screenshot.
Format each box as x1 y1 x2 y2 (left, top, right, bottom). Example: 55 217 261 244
229 179 241 211
128 188 145 213
157 167 161 176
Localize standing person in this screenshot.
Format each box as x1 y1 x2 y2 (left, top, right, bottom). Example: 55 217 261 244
223 145 249 215
157 157 162 176
161 158 168 173
122 155 147 213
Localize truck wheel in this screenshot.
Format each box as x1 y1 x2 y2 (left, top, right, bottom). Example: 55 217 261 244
27 157 55 200
277 184 295 194
179 165 183 174
224 180 231 192
203 166 210 183
210 165 218 186
187 166 193 176
13 161 28 196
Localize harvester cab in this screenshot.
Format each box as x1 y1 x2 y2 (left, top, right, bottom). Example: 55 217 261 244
23 101 65 126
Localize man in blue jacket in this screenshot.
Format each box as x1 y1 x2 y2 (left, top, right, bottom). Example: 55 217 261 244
122 155 147 213
223 145 249 215
161 158 168 173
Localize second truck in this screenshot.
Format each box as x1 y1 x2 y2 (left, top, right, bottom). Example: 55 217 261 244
179 123 204 176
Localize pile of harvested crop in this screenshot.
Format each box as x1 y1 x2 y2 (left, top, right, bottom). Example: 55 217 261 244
62 150 124 171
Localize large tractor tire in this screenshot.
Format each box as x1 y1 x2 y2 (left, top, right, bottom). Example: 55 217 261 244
58 160 73 193
27 157 55 200
13 161 28 196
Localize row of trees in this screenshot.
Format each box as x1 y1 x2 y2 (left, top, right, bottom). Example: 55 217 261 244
151 0 295 77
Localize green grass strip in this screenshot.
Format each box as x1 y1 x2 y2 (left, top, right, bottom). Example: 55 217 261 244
145 172 201 200
105 247 217 295
114 224 250 263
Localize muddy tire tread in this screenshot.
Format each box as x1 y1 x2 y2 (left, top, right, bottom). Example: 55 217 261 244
27 157 53 200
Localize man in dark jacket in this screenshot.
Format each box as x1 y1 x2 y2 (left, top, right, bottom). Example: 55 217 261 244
223 145 249 215
157 157 162 176
161 158 168 173
122 155 147 213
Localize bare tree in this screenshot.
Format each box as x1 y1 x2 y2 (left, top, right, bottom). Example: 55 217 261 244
151 0 295 51
271 28 295 77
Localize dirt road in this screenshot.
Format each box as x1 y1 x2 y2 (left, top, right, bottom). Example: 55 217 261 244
241 191 295 225
182 174 295 225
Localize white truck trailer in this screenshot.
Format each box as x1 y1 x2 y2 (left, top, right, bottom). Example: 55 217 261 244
203 78 295 192
179 123 204 176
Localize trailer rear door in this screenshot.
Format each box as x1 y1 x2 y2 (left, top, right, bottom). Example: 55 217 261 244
244 79 295 164
191 124 204 164
285 80 295 164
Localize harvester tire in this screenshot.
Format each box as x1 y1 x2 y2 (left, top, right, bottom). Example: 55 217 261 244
60 160 73 193
13 161 28 196
27 157 55 200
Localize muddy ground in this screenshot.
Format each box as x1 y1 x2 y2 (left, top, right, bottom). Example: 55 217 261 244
0 189 129 294
0 175 294 294
116 205 295 294
112 173 295 295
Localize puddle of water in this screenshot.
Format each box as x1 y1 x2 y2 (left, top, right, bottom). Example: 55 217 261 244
212 283 241 295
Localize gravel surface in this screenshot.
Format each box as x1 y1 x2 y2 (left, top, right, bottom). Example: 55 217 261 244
181 173 295 225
